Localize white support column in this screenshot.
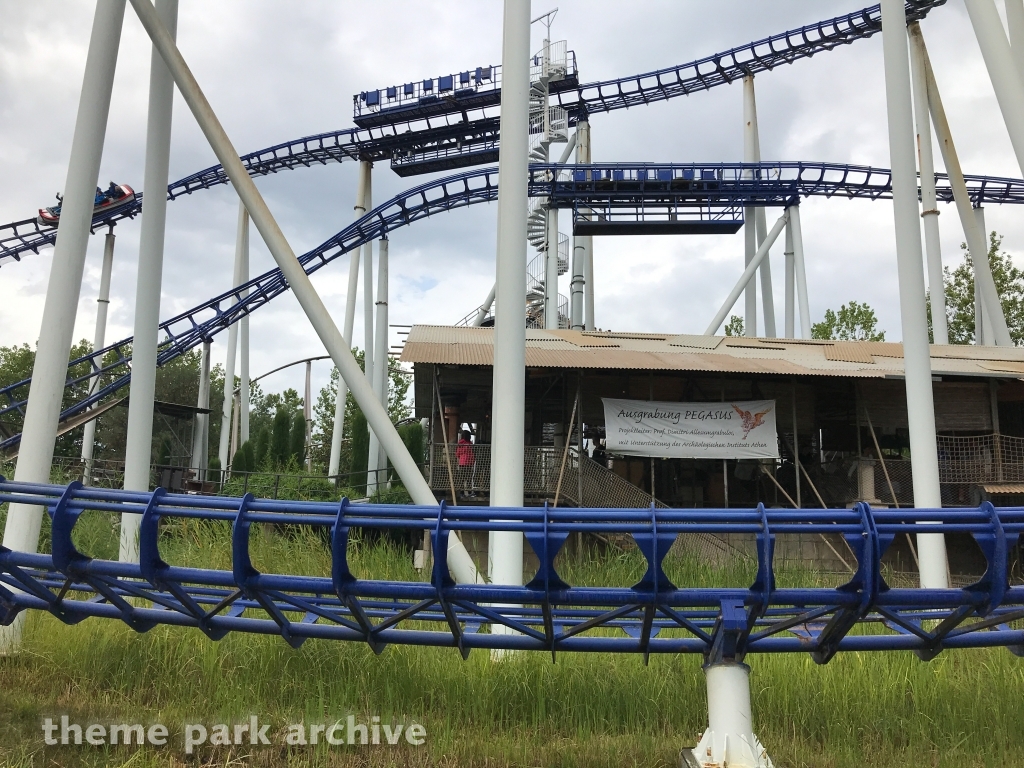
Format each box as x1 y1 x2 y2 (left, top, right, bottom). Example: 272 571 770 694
119 0 178 564
328 160 370 477
789 204 812 340
577 119 595 331
544 206 559 329
882 0 948 589
471 282 497 327
967 0 1024 177
908 23 948 345
217 202 250 473
239 213 250 445
190 340 211 480
691 662 772 768
747 75 777 337
366 237 385 495
127 0 480 585
742 76 759 337
570 237 584 330
489 0 531 595
975 207 997 344
81 229 116 485
1007 0 1024 80
783 222 795 338
304 359 312 472
911 25 1012 346
370 238 390 492
706 212 788 336
1 0 126 654
363 178 378 494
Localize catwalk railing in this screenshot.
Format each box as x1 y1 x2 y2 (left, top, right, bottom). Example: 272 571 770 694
1 478 1022 660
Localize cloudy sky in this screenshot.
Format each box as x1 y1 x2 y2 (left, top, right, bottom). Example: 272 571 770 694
0 0 1021 400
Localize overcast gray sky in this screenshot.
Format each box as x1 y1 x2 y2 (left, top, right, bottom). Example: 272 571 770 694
1 1 1021 399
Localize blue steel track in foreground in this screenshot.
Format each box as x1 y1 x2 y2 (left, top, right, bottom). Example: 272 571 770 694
0 1 947 264
1 479 1022 662
3 161 1024 452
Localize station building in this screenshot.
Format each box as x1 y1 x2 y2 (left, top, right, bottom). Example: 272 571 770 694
401 325 1024 578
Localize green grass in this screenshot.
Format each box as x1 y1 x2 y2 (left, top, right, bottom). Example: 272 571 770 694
2 503 1024 766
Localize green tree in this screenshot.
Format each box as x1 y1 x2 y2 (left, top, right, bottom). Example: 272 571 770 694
724 315 744 337
811 301 885 342
349 408 369 493
310 348 411 474
943 231 1024 345
270 409 291 467
254 427 270 467
289 413 306 465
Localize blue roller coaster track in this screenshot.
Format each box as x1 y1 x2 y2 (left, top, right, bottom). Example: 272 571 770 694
2 160 1024 452
0 0 946 265
1 479 1022 659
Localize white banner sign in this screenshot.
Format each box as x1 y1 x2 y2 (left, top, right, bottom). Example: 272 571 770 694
601 398 779 459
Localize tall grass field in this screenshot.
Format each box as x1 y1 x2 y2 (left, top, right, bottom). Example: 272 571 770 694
1 497 1023 767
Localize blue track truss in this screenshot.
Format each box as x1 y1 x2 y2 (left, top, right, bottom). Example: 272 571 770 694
1 479 1022 661
3 161 1024 452
0 1 952 266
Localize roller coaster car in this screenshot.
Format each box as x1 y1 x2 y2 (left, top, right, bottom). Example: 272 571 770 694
37 182 135 228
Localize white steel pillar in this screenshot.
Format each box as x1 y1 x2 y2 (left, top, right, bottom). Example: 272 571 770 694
81 229 117 485
304 359 312 472
783 222 795 338
577 119 595 331
691 662 772 768
328 160 370 477
489 0 531 593
746 76 777 337
372 238 390 483
190 340 211 480
471 282 497 327
975 207 996 344
882 0 948 589
1007 0 1024 80
911 25 1012 346
789 205 812 340
120 0 178 563
706 212 788 336
742 76 759 337
364 177 379 492
1 0 126 653
908 23 948 345
128 0 480 585
968 0 1024 177
217 202 250 473
239 212 250 445
366 237 385 495
544 206 560 329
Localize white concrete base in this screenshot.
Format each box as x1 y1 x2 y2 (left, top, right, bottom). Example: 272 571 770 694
688 662 773 768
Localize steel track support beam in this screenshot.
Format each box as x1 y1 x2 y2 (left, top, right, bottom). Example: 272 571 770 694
489 0 532 625
577 120 595 331
364 174 381 495
783 220 795 338
968 0 1024 178
706 212 788 336
328 161 370 477
688 662 773 768
789 204 812 339
745 76 777 338
910 24 1012 346
81 230 116 485
471 282 497 327
882 0 948 589
217 203 249 476
127 0 480 585
544 206 560 329
908 22 948 344
191 340 211 481
239 214 250 446
121 0 179 563
0 0 126 654
371 238 390 489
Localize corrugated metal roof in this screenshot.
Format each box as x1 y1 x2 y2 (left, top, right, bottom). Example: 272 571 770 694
401 326 1024 379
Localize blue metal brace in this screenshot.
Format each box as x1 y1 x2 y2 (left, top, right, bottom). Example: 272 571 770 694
331 497 386 654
